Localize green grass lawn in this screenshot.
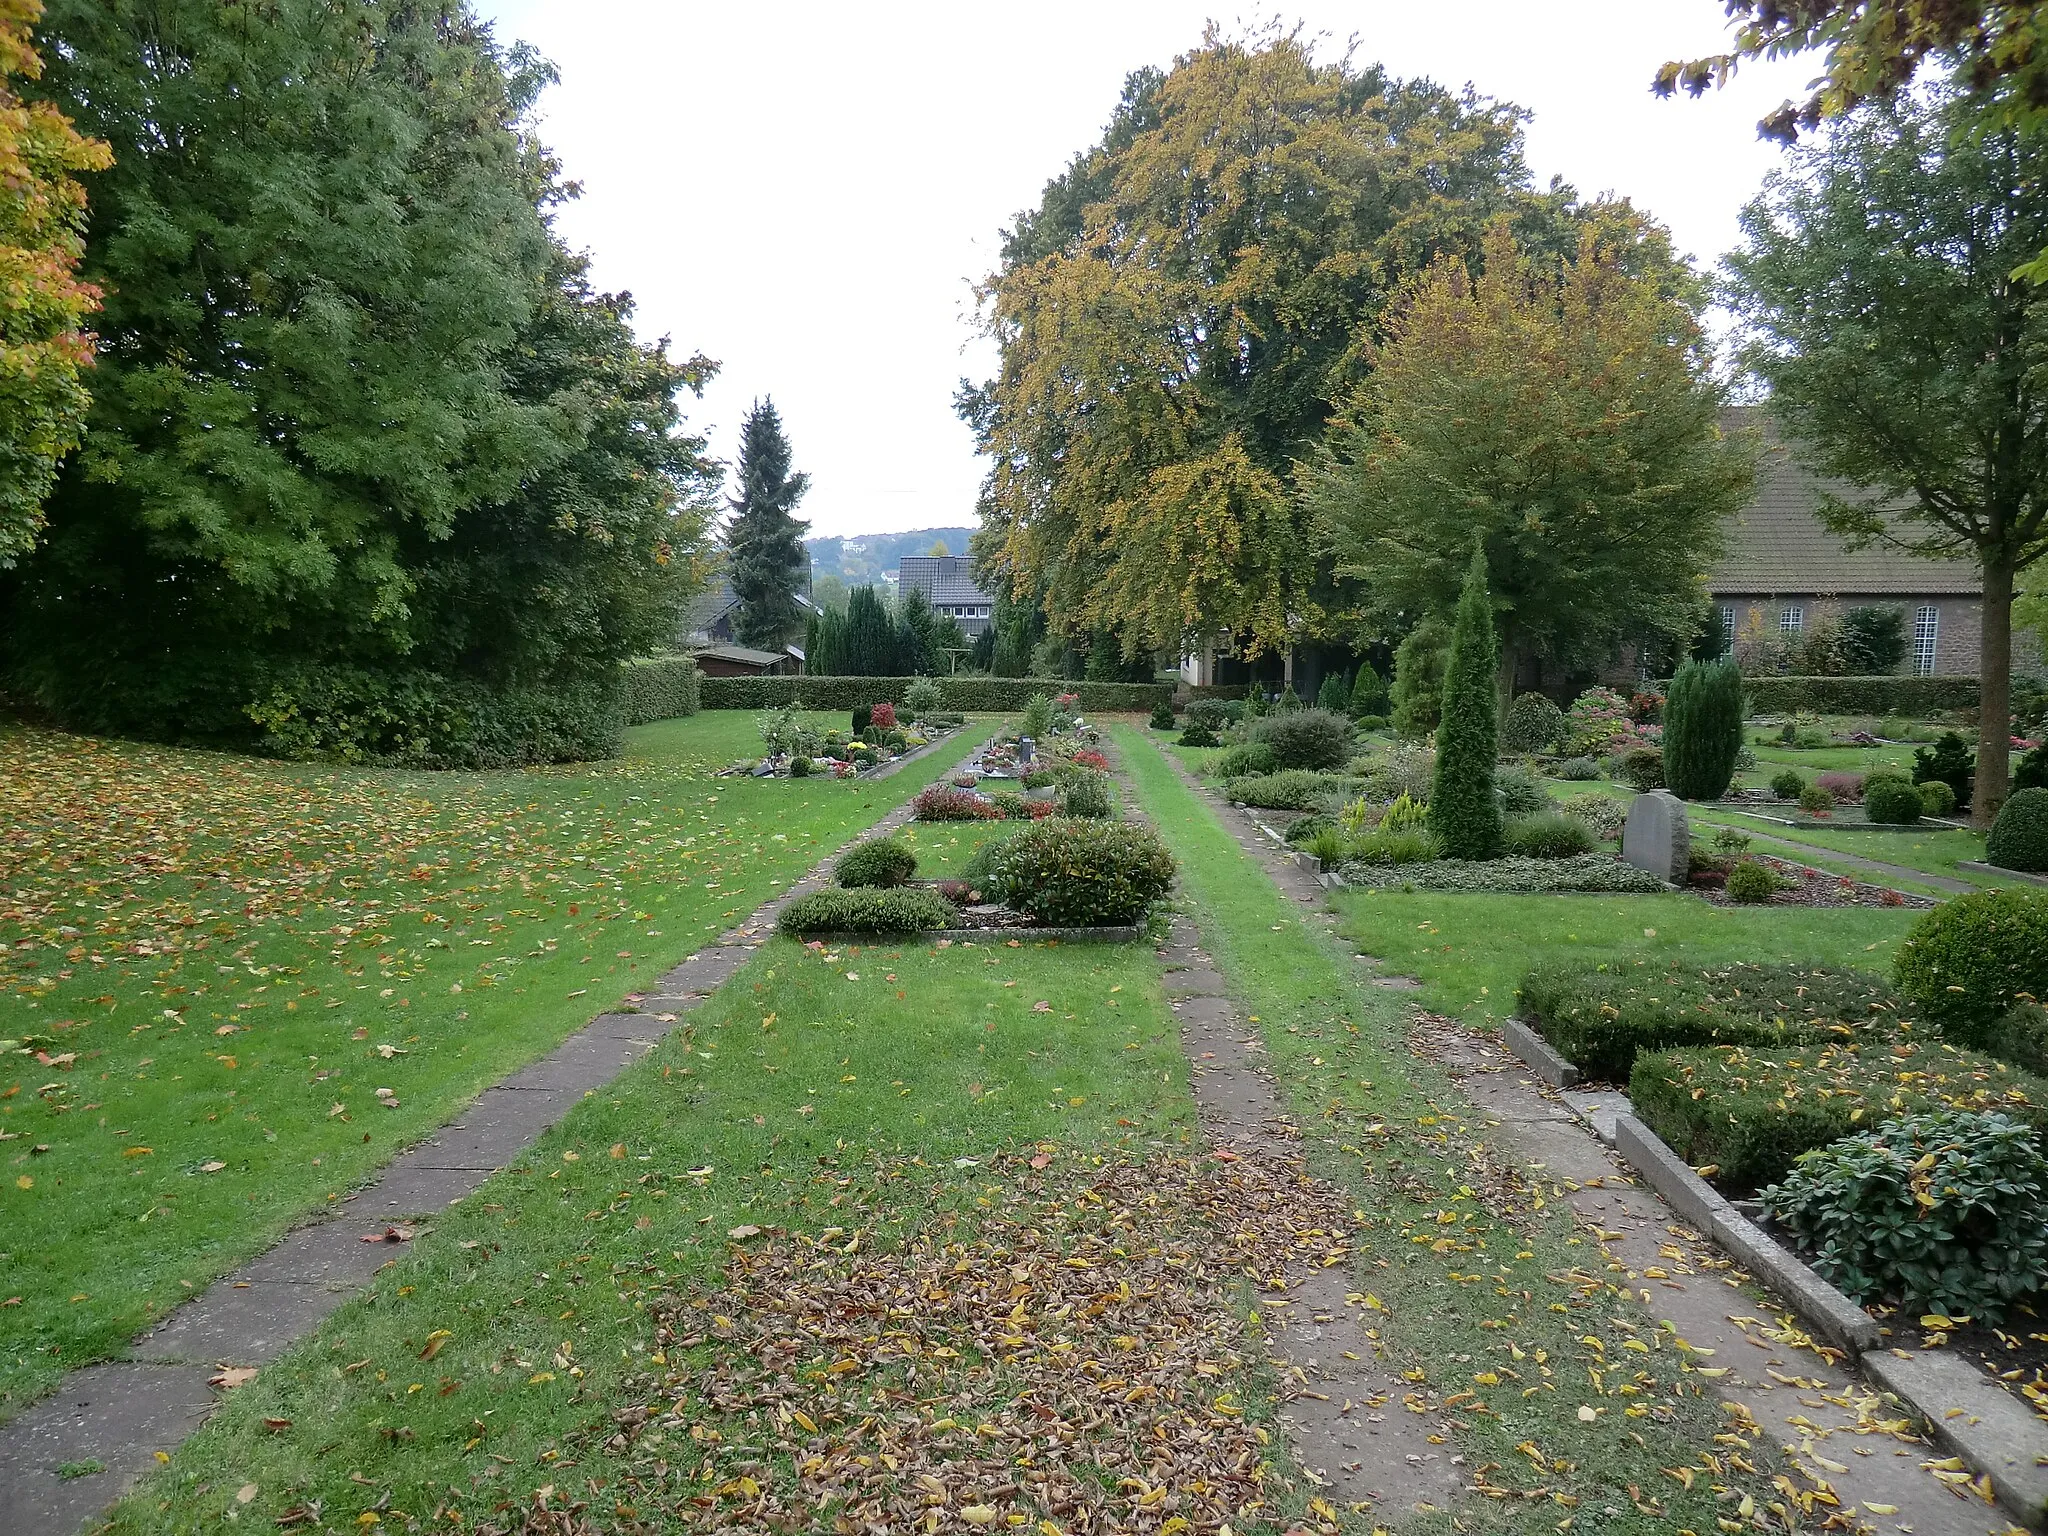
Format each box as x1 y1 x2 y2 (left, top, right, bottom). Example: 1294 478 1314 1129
1110 725 1804 1536
101 932 1198 1533
894 817 1021 879
1743 738 1922 776
0 712 992 1416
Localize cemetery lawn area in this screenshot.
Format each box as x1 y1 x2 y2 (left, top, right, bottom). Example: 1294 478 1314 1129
104 934 1197 1532
1109 725 1802 1534
0 713 991 1419
1326 888 1920 1031
1680 802 1998 890
894 818 1022 880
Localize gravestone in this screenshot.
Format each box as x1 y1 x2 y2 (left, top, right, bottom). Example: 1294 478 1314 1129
1621 790 1689 885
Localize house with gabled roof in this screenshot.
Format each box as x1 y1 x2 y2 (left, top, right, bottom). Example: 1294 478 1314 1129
897 554 993 636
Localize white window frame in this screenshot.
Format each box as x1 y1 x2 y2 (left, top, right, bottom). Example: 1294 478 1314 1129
1913 604 1940 676
1719 606 1735 647
1780 605 1805 634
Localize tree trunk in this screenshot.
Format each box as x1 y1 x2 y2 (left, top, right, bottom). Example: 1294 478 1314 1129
1976 554 2017 830
1496 639 1518 717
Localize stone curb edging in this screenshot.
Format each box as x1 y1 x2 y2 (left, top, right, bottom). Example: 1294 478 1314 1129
0 725 987 1536
1502 1018 1580 1088
782 925 1144 946
1959 860 2048 887
1502 1017 2048 1530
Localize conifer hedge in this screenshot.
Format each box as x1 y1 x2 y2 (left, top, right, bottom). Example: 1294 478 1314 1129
1661 657 1744 800
1428 548 1503 859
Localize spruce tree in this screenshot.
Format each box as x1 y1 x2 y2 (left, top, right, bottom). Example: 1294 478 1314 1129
1662 658 1745 801
726 398 811 649
1428 547 1504 859
843 586 898 675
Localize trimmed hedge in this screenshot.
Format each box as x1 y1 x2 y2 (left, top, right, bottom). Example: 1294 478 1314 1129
1223 769 1359 811
1729 675 1980 716
1630 1036 2048 1193
1893 887 2048 1037
776 887 960 936
622 655 703 725
697 675 1170 712
1987 787 2048 872
834 836 918 888
1517 960 1902 1084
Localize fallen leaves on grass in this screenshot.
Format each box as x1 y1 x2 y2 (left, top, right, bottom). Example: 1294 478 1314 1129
578 1150 1352 1536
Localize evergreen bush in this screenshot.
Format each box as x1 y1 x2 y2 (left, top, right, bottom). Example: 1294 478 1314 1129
1762 1110 2048 1319
1894 888 2048 1036
1427 549 1502 859
1769 768 1805 800
834 836 918 888
778 887 958 936
1223 770 1357 811
1501 692 1566 755
1059 771 1114 819
1661 658 1745 800
985 818 1177 926
1919 778 1957 817
1494 765 1547 818
1149 700 1176 730
1618 746 1664 791
1250 707 1354 769
1726 859 1780 903
1389 617 1448 737
1177 720 1218 748
2014 744 2048 794
1912 730 1975 809
1349 660 1390 718
1208 742 1278 777
1863 777 1923 824
1316 673 1350 713
622 656 703 724
1797 781 1835 814
1555 756 1599 781
1501 812 1595 859
1987 787 2048 872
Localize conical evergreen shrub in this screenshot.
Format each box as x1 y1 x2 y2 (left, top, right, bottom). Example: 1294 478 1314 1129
1428 548 1503 860
1662 657 1745 801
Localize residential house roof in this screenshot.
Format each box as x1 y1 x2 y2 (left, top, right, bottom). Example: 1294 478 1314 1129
1710 407 1978 597
692 644 787 668
898 555 991 607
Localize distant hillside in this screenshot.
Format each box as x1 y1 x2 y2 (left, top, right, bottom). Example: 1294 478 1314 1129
806 527 976 587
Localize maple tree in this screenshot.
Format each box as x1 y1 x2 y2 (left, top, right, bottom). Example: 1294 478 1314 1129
1724 83 2048 825
963 27 1590 665
1304 220 1752 693
0 0 109 567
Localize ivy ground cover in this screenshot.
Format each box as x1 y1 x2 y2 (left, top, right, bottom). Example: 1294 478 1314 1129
0 713 989 1415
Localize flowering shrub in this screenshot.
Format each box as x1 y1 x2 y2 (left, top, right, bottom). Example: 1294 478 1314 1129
869 702 898 731
913 784 1001 821
1562 687 1647 756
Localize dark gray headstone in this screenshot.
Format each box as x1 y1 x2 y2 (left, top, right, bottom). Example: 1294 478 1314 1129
1621 790 1688 884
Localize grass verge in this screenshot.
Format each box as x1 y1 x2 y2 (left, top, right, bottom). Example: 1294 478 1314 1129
0 714 990 1413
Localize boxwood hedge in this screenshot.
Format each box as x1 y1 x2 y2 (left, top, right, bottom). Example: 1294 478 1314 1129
696 675 1170 712
776 887 959 936
622 655 703 724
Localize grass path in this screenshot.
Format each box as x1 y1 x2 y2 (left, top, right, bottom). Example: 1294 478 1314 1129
1108 725 1839 1536
0 714 990 1414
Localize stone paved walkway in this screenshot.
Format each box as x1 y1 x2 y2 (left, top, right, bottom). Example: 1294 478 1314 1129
0 742 949 1536
1138 735 2015 1536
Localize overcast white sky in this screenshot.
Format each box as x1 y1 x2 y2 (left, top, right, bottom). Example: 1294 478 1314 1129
476 1 1814 540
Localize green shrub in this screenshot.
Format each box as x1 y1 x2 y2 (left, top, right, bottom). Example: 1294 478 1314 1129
1351 854 1666 894
1912 729 1975 809
1919 779 1958 817
2014 744 2048 794
1978 1002 2048 1077
621 655 702 724
1303 827 1351 865
1185 697 1246 731
1177 720 1218 748
1251 708 1354 770
1894 888 2048 1039
1761 1110 2048 1319
1316 673 1350 713
1556 793 1628 841
789 756 812 778
1284 813 1336 846
985 818 1177 926
1349 660 1390 719
1501 812 1596 860
1223 770 1357 811
1863 777 1923 825
1339 827 1441 866
1796 781 1835 814
1428 548 1503 859
1618 746 1664 791
1629 1036 2048 1192
1208 742 1279 778
1494 765 1547 818
1380 791 1430 832
1555 756 1599 781
1149 700 1177 730
1726 858 1781 903
1517 960 1897 1082
1059 770 1114 819
834 836 918 888
777 887 959 936
1020 692 1054 740
1501 692 1566 754
1355 713 1388 731
904 676 944 720
1711 824 1752 854
1661 658 1744 801
1987 787 2048 872
1389 616 1448 737
1769 768 1805 800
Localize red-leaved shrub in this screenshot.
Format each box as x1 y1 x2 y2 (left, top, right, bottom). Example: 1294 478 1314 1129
870 702 898 730
913 784 1000 821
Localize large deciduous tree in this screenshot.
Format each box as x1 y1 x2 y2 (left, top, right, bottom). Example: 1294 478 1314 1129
1724 84 2048 826
725 397 810 649
962 27 1585 666
1303 219 1753 697
0 0 109 566
0 0 714 763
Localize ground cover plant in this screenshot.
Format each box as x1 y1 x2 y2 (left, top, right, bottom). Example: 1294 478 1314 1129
0 713 992 1416
776 886 959 935
98 930 1202 1533
1108 725 1814 1534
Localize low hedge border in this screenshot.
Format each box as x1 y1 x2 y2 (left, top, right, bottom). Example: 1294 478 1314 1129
622 655 702 725
697 676 1170 712
1702 675 1980 716
1628 1035 2048 1193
